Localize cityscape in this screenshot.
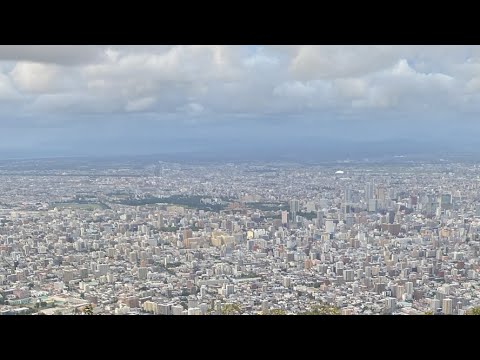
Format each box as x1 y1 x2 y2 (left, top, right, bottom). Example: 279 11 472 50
1 157 480 315
1 45 480 315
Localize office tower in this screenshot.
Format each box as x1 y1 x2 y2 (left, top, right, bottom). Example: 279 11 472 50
98 264 109 276
183 229 193 241
325 219 335 233
368 199 377 212
225 284 235 296
365 182 375 200
442 298 453 315
343 269 354 282
283 276 291 288
281 211 288 225
107 273 115 283
158 213 164 228
316 210 324 228
79 268 89 279
405 282 414 295
431 299 441 312
63 269 75 283
396 285 405 300
388 210 395 224
365 266 372 278
476 204 480 217
344 187 352 203
289 200 299 221
440 194 452 210
385 297 397 314
138 267 148 280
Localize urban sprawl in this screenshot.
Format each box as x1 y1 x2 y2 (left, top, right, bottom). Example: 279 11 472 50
1 160 479 315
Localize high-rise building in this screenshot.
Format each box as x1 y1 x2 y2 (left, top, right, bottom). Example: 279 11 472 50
442 298 453 315
225 284 235 296
138 267 148 280
281 211 288 225
63 269 75 283
343 269 354 282
440 194 452 210
405 282 414 295
289 200 299 221
183 229 193 241
325 219 335 233
365 182 375 200
475 204 480 217
316 210 324 229
385 297 397 314
344 188 352 203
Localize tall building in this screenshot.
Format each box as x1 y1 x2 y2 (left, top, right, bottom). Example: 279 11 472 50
183 229 193 241
316 210 324 229
440 194 452 210
344 187 352 203
158 213 164 228
281 211 288 225
343 269 354 282
365 182 375 200
385 297 397 314
442 298 453 315
405 282 414 295
475 204 480 217
138 267 148 280
289 200 299 221
325 219 335 233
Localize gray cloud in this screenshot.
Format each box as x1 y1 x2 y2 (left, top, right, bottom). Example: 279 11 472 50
0 45 479 127
0 45 104 65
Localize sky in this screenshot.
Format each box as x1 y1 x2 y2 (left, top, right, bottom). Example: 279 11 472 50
1 45 480 160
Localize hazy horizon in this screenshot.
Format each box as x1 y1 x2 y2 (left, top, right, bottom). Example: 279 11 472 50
1 45 480 160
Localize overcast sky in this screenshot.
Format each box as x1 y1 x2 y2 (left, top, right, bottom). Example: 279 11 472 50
1 45 479 159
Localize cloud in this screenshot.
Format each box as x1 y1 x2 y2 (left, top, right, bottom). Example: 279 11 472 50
0 45 478 123
273 81 316 97
10 62 70 93
289 45 401 80
0 45 103 65
125 97 156 112
0 72 19 100
177 102 205 116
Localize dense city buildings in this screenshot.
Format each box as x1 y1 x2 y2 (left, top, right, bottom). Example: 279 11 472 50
1 158 480 315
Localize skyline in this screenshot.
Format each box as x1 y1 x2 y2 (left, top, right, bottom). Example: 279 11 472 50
1 45 480 159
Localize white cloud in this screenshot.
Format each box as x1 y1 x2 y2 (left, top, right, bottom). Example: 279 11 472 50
125 97 156 112
0 72 19 100
0 45 479 121
178 102 205 116
289 45 401 80
10 62 68 93
273 81 316 97
244 50 279 67
334 78 368 99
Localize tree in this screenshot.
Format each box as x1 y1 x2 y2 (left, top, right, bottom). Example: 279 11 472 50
466 307 480 315
53 310 63 315
221 303 242 315
83 304 94 315
263 309 286 315
424 311 434 315
300 304 340 315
